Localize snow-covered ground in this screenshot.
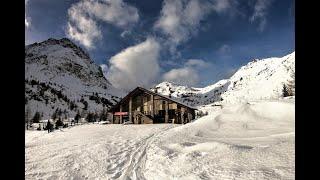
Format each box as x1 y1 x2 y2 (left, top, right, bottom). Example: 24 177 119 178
25 98 294 180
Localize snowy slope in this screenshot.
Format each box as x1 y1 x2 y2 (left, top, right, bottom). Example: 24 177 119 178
221 52 295 104
25 99 294 180
152 52 295 107
145 99 295 179
25 38 124 119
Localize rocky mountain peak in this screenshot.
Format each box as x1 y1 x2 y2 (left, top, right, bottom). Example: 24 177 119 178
25 38 123 119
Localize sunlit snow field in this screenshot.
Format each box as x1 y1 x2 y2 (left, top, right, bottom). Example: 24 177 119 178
25 99 294 180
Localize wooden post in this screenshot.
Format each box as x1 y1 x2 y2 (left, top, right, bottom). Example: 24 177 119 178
180 107 184 124
165 101 169 123
151 94 154 117
142 95 145 113
120 105 122 124
129 97 132 123
111 113 114 124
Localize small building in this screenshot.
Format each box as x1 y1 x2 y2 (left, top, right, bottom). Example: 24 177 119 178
108 87 197 124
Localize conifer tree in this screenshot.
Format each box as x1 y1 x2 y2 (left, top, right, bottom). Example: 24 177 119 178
63 109 68 120
86 112 93 123
282 84 290 97
32 112 41 123
55 117 64 129
75 110 81 124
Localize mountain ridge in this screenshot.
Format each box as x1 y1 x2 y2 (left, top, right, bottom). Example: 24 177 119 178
151 52 295 107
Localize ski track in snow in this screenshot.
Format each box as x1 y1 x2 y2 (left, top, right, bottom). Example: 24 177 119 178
26 100 294 180
25 124 178 180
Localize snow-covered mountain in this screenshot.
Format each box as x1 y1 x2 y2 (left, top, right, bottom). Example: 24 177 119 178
152 52 295 107
25 38 124 119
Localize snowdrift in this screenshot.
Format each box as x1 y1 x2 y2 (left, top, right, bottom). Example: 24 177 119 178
190 100 294 139
144 100 295 179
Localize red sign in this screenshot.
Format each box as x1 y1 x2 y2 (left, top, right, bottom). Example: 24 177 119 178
114 112 128 116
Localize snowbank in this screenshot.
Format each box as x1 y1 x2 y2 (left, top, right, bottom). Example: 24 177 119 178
144 100 295 179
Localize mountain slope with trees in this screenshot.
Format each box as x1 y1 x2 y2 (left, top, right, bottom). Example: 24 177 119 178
25 38 123 120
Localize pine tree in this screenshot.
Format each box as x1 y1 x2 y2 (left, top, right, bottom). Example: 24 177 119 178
63 109 68 120
55 117 64 129
32 112 41 123
74 110 81 124
282 84 290 97
86 112 94 123
83 101 88 110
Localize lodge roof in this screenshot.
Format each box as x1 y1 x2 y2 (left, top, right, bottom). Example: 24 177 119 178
109 87 197 111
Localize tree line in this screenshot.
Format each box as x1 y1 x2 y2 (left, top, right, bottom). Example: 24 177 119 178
25 107 110 131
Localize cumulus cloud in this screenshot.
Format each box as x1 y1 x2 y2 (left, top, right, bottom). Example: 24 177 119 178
185 59 208 67
25 0 30 28
67 6 102 49
163 67 199 86
250 0 274 32
154 0 231 50
100 64 109 78
83 0 139 27
162 59 209 86
66 0 139 48
105 38 161 92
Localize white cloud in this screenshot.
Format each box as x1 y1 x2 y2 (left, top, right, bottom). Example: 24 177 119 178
106 38 161 92
66 0 139 48
162 59 209 86
250 0 273 32
67 5 102 49
83 0 139 27
154 0 231 50
163 67 199 86
212 0 231 13
25 0 30 28
185 59 208 67
100 64 109 78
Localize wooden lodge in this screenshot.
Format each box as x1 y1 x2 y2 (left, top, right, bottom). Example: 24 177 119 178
108 87 197 124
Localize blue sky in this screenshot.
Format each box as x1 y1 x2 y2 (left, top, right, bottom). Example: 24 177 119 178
25 0 294 91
